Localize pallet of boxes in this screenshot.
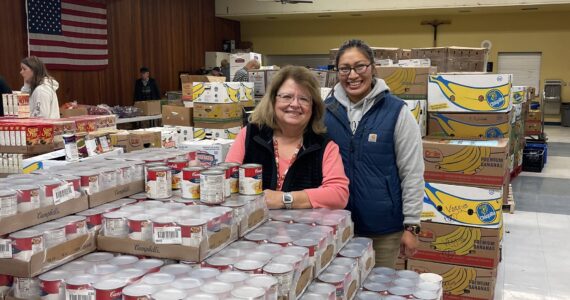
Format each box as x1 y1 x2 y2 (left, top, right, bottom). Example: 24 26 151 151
407 72 513 300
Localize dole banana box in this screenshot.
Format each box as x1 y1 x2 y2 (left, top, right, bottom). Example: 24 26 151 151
413 221 500 268
376 66 437 99
423 138 509 187
407 259 497 300
511 86 529 104
428 74 513 112
193 103 242 123
193 127 240 140
192 82 243 104
428 112 512 139
403 100 427 137
422 182 503 228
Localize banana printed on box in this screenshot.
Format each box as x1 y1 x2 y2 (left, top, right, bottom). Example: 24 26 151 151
427 112 512 139
403 100 427 137
422 182 503 228
192 82 242 104
511 86 530 104
427 74 513 112
193 127 240 140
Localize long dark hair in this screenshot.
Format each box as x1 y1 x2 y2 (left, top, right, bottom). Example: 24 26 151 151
21 56 51 93
335 39 375 68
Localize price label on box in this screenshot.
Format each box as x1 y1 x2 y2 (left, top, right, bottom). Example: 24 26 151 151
0 239 12 258
53 182 75 205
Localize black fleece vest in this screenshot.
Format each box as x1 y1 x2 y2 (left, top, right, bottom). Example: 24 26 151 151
243 124 329 192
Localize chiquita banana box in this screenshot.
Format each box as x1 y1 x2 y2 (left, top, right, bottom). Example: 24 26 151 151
239 82 254 102
511 86 529 104
413 221 501 268
427 74 512 112
422 182 503 228
403 100 427 137
193 127 240 140
407 259 497 300
423 138 509 187
192 82 243 104
427 112 511 139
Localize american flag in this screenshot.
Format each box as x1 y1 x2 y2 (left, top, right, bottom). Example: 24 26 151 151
26 0 108 70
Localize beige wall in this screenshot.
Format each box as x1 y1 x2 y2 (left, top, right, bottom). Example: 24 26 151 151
241 11 570 101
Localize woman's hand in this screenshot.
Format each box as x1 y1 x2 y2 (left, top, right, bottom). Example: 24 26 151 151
263 189 284 209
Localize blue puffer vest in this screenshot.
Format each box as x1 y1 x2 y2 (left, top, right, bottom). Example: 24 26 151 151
324 91 405 235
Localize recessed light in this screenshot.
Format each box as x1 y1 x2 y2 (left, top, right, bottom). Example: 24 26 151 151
458 10 472 13
317 14 332 18
521 7 538 10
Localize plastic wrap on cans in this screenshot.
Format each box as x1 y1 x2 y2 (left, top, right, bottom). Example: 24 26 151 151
190 267 220 282
9 229 44 260
239 164 262 195
146 166 173 199
102 211 129 238
14 276 40 299
93 278 127 300
168 159 188 190
99 167 119 191
152 288 187 300
81 252 115 264
181 167 203 200
209 165 231 198
77 208 104 232
245 274 279 300
78 170 100 195
141 272 175 286
127 213 153 241
160 263 193 277
0 189 17 218
216 270 249 285
38 270 70 300
178 217 207 247
232 286 266 300
308 282 337 300
233 259 265 274
14 185 41 213
108 255 139 268
152 216 182 244
34 221 67 248
200 169 225 204
87 264 120 277
203 256 235 271
134 258 165 273
262 262 294 297
115 268 146 283
65 274 98 300
355 291 383 300
171 276 203 293
199 281 233 298
219 162 240 194
122 283 156 300
58 215 88 240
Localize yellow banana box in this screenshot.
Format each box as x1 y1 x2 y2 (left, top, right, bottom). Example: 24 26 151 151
511 86 529 104
427 74 513 112
423 138 509 187
192 82 243 104
414 221 500 268
180 75 225 101
403 100 427 137
427 112 511 139
422 182 503 228
407 259 497 300
193 127 240 140
376 66 437 100
239 82 255 102
193 103 242 123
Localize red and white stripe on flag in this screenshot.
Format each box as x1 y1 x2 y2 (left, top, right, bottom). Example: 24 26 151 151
26 0 108 70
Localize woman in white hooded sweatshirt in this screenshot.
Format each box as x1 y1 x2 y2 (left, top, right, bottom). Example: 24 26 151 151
20 56 60 119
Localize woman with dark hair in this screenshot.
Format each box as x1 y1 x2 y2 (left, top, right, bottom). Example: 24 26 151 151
324 39 424 268
20 56 60 118
225 65 349 209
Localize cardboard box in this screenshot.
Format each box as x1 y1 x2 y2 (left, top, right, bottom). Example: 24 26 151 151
192 82 244 104
0 232 96 277
230 52 262 81
175 126 194 144
403 100 427 137
512 86 529 104
423 138 509 186
194 127 241 140
60 108 88 118
413 222 501 268
407 259 497 300
292 265 314 300
134 100 162 116
428 112 512 139
239 82 255 103
248 70 267 96
88 180 144 208
526 109 542 122
179 139 233 167
422 182 503 228
110 131 162 152
428 74 512 113
376 67 437 100
395 256 407 270
524 120 542 135
193 102 242 123
310 70 338 88
180 75 225 101
0 194 88 236
371 47 401 62
96 223 238 262
205 51 230 69
0 144 55 155
162 105 193 126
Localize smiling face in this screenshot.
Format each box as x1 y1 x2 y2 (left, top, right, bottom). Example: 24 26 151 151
20 63 34 83
337 47 374 103
274 78 313 132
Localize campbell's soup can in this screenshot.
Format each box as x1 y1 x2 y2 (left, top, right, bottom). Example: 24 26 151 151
178 218 207 247
231 286 266 300
59 215 88 240
146 166 172 199
152 288 188 300
65 274 98 300
13 185 41 213
93 278 126 300
81 252 114 264
234 259 265 274
168 159 188 190
209 166 231 198
262 263 295 297
219 162 240 194
239 164 262 195
127 214 153 241
199 170 225 204
0 274 13 297
77 171 100 195
144 162 167 182
58 174 81 194
77 208 104 232
134 258 165 273
203 256 234 271
102 211 129 237
0 189 17 218
123 283 157 300
181 167 204 200
245 274 279 300
9 229 44 261
38 270 69 300
14 277 40 299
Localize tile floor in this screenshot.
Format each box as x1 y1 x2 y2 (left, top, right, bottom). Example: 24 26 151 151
496 125 570 300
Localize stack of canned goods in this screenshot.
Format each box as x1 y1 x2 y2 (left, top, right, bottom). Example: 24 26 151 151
0 174 80 218
358 268 443 300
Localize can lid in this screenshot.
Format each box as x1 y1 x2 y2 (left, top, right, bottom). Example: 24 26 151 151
396 270 419 280
300 293 329 300
245 274 278 289
419 272 443 283
177 217 207 226
38 270 70 281
171 277 203 290
93 278 127 290
355 291 383 300
205 256 235 267
240 163 262 168
273 254 302 266
115 268 145 280
122 283 157 296
12 184 40 191
134 259 165 271
148 166 171 172
325 264 351 276
152 288 187 300
372 266 396 276
108 255 139 266
317 272 344 283
151 215 178 224
160 264 193 276
367 274 393 284
216 271 249 283
87 264 119 276
103 211 129 219
362 281 389 292
200 169 225 176
9 229 42 239
255 243 283 254
247 251 273 264
282 246 309 257
59 260 92 273
81 252 114 263
120 205 145 214
59 215 87 224
231 286 265 299
394 278 416 288
263 262 293 274
228 240 257 250
0 189 17 197
200 281 233 294
331 257 357 267
183 166 205 172
65 274 99 286
234 259 264 271
308 282 337 293
141 272 175 285
190 267 220 279
387 286 413 296
185 293 219 300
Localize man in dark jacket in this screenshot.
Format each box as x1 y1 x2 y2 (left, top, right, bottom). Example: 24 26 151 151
0 76 12 116
134 67 160 101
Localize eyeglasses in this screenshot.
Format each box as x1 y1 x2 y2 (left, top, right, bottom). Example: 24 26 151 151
276 93 312 106
337 63 371 75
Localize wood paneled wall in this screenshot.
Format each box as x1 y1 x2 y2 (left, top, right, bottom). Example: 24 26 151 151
0 0 240 106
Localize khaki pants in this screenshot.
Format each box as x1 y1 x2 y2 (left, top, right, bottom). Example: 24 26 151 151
362 231 404 268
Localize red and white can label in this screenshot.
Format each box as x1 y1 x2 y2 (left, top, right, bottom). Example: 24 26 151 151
39 279 65 300
146 168 172 199
80 174 100 195
181 169 201 200
239 164 263 195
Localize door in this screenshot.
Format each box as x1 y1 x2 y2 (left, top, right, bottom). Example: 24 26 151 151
497 52 541 96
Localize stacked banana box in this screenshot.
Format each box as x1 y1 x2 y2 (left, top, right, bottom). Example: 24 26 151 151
407 73 516 300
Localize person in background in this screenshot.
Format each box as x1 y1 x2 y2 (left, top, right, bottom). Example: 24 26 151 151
225 66 349 210
324 39 424 268
220 59 230 81
0 76 11 116
232 59 260 82
209 67 223 77
134 66 160 101
20 56 60 119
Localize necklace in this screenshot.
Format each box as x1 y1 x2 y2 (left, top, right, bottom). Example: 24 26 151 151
273 137 303 191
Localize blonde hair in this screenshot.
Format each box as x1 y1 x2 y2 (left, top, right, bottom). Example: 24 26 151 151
250 66 326 134
245 60 260 70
